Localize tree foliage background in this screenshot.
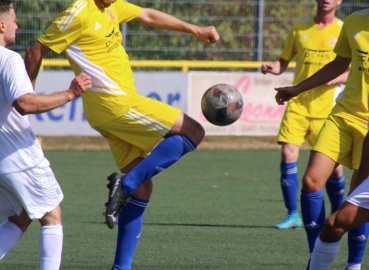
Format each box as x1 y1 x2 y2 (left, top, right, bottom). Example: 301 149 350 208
12 0 369 64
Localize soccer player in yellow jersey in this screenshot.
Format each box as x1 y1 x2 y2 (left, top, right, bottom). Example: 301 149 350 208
24 0 219 269
262 0 347 231
275 7 369 270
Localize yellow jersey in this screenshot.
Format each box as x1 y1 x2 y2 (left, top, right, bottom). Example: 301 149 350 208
38 0 141 127
331 9 369 124
281 17 343 118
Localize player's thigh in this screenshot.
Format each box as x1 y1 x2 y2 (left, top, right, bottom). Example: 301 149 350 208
312 114 366 170
277 110 309 147
95 95 181 169
0 158 63 221
303 150 337 191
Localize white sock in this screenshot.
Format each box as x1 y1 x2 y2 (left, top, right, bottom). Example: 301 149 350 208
310 237 341 270
345 263 361 270
39 225 63 270
0 221 22 260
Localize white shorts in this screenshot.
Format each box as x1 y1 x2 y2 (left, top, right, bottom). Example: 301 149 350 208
346 179 369 209
0 158 64 223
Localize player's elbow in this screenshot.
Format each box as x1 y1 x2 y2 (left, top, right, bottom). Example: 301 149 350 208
13 95 36 115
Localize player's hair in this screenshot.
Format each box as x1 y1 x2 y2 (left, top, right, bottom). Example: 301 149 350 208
0 0 13 14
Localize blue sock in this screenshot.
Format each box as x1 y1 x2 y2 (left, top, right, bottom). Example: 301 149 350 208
112 197 148 270
280 161 298 214
347 222 369 265
300 189 325 253
123 135 196 194
325 175 345 214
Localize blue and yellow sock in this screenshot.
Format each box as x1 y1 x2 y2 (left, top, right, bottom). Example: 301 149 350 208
280 161 299 214
301 189 325 253
112 197 148 270
325 175 345 214
123 135 196 194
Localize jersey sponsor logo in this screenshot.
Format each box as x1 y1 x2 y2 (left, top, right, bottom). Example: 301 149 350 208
105 28 120 53
303 48 332 66
95 22 101 31
356 49 369 73
106 9 116 21
105 28 115 38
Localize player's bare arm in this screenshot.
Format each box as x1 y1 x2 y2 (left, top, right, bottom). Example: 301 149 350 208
261 58 289 75
24 41 51 88
135 8 219 43
13 73 91 115
326 68 350 85
275 55 351 105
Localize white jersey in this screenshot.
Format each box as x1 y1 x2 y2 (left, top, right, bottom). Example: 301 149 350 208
0 46 44 174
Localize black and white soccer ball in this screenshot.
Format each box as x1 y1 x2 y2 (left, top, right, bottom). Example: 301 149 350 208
201 84 244 126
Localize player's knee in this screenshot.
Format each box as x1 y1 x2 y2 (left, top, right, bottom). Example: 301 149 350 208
331 165 343 178
281 144 298 162
39 205 62 226
302 173 324 192
8 209 32 233
322 215 346 241
185 118 205 146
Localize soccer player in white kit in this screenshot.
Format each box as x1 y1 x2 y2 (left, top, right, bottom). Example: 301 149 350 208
0 1 91 269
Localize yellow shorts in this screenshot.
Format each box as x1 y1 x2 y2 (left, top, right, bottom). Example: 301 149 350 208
94 95 181 169
312 114 367 169
277 110 326 147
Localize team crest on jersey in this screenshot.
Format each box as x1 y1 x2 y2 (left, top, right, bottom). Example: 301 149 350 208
106 9 115 21
329 37 337 47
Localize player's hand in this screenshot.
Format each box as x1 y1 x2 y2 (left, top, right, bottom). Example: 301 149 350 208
261 62 273 74
197 26 220 43
69 72 92 99
274 86 300 105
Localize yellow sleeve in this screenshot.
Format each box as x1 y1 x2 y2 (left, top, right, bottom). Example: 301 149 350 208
333 18 351 58
280 26 297 61
38 0 83 54
115 0 142 24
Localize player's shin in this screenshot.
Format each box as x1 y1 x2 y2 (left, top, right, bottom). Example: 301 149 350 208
280 161 299 214
326 175 345 214
39 225 63 270
301 189 326 253
123 135 196 194
310 237 341 270
346 222 369 269
112 197 148 270
0 221 22 260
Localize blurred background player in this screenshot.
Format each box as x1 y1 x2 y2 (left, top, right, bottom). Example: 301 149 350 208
261 0 348 230
275 6 369 270
0 1 91 269
24 0 219 269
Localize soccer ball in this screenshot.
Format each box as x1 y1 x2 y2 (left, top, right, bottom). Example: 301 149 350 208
201 84 244 126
